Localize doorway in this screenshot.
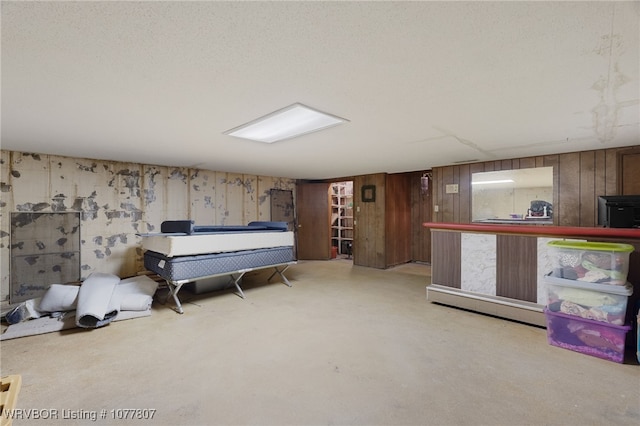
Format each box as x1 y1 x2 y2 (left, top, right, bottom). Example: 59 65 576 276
330 181 353 260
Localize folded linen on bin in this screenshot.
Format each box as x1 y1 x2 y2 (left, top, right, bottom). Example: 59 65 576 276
552 287 620 308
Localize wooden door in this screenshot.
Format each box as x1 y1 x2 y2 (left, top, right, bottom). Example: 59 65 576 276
296 182 330 260
385 173 412 266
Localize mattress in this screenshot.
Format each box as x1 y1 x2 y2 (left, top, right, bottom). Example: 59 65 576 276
140 231 294 257
160 220 288 234
144 246 295 282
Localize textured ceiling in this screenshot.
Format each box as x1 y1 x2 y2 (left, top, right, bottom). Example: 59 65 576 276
2 1 639 179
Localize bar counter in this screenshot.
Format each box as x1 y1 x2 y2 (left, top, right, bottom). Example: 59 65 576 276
423 222 640 326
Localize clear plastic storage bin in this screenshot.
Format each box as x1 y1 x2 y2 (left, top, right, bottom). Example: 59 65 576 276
545 275 632 325
547 240 633 286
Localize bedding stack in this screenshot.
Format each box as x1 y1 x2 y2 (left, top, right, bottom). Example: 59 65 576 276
139 220 296 313
141 220 295 283
543 241 634 363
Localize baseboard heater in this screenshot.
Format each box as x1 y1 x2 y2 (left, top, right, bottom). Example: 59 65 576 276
426 284 546 327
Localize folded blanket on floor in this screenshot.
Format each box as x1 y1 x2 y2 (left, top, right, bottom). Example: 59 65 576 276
38 284 79 312
2 275 158 339
4 274 159 330
75 272 121 329
114 276 158 311
0 310 151 341
119 294 153 311
38 276 158 315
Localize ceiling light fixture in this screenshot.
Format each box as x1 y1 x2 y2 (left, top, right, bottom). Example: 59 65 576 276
223 103 348 143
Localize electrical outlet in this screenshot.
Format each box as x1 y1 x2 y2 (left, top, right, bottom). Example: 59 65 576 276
434 205 439 212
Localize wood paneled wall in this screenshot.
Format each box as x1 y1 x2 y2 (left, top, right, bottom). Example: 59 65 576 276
431 146 640 226
353 173 386 268
430 230 461 287
409 171 432 263
496 235 537 302
352 172 416 269
620 147 640 194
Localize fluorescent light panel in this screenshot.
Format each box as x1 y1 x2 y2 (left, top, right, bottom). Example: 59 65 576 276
224 103 348 143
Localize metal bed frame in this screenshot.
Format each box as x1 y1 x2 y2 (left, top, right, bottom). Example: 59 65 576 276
162 261 296 314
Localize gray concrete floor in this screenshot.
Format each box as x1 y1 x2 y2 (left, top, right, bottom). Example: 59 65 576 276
1 260 639 426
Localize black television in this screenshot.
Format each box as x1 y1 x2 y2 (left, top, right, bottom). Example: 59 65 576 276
597 195 640 228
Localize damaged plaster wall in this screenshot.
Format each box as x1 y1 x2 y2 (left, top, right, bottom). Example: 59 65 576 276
0 150 295 303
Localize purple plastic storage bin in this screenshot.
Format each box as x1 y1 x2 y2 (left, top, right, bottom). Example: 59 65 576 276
545 308 630 363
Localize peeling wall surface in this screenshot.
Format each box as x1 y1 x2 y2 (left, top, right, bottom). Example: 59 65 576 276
0 150 296 302
10 212 81 303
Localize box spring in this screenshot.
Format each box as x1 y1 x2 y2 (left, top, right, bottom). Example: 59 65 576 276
144 247 295 282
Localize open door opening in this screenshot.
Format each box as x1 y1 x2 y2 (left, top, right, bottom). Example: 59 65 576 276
330 181 353 261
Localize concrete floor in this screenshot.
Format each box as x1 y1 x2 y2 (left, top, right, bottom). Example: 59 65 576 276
1 259 639 426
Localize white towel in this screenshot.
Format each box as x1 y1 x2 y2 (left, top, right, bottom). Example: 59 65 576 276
75 272 121 328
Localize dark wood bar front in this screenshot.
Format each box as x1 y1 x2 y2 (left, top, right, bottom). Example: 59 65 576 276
423 222 640 326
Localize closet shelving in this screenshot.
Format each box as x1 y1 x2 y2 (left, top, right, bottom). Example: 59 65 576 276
331 182 353 256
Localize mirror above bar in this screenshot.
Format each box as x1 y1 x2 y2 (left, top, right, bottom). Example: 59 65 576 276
472 167 553 224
